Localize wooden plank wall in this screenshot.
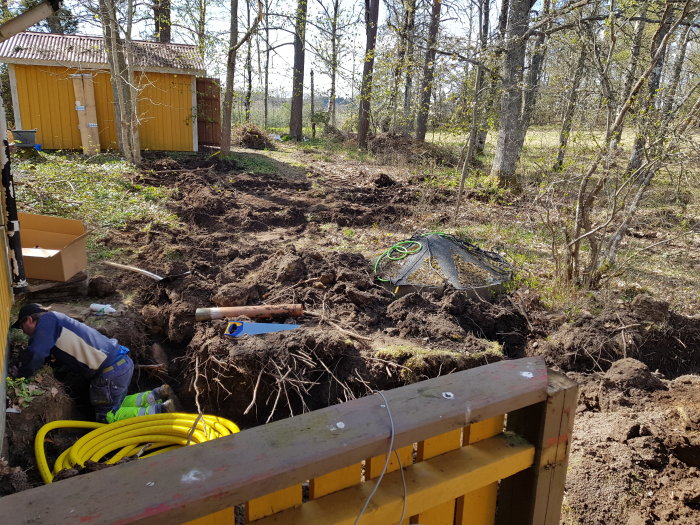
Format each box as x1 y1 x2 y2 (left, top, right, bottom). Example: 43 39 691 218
196 78 221 147
138 72 196 151
0 172 14 458
12 65 196 152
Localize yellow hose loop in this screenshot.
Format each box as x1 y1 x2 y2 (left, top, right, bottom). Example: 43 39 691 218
36 413 240 484
35 420 103 484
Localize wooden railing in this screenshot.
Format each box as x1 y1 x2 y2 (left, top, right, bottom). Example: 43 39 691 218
0 357 577 525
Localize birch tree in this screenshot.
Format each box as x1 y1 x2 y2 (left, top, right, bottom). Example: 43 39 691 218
98 0 140 164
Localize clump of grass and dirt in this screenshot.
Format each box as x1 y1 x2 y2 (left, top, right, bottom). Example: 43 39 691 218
2 131 699 523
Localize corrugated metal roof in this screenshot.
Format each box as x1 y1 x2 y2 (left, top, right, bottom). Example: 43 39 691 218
0 32 205 74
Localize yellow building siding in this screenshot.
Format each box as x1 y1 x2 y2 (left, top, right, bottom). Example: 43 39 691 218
15 65 81 149
13 65 195 151
137 72 194 151
0 179 14 376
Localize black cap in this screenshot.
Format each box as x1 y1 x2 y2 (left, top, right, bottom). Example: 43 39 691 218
12 304 47 329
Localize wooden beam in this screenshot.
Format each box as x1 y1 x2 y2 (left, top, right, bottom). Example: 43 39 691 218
455 415 505 525
0 358 548 525
495 369 578 525
246 485 302 522
70 74 100 155
251 433 534 525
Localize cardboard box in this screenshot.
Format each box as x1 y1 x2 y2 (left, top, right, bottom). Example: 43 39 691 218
18 212 87 281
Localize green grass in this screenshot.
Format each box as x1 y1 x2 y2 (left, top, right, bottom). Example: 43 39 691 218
13 152 179 262
225 154 277 175
14 152 177 230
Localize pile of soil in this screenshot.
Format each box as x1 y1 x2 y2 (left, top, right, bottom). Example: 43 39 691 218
233 123 274 150
368 132 458 166
564 360 700 524
3 150 698 524
533 294 700 378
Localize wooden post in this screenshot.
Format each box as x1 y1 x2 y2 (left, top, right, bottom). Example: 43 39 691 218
71 74 101 155
495 370 578 525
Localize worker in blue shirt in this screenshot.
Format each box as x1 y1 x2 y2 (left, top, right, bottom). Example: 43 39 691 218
10 303 176 423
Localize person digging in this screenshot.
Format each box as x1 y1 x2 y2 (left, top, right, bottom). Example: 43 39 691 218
9 303 178 423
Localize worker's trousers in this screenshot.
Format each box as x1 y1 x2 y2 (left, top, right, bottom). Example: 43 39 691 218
90 353 134 423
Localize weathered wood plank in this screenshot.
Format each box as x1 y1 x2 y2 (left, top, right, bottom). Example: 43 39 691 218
495 369 577 525
184 508 234 525
309 463 362 499
246 485 302 522
251 433 534 525
412 429 463 524
455 483 498 525
366 445 413 480
454 415 505 525
530 371 578 525
0 358 548 525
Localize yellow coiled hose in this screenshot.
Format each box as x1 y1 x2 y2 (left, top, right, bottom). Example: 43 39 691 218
35 413 240 483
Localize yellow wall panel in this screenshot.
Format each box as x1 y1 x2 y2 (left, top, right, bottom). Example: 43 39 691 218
14 66 195 152
92 70 118 149
15 65 81 149
138 72 194 151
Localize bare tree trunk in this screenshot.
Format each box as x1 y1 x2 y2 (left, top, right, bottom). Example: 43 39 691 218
388 0 409 130
463 0 490 167
475 0 510 156
627 3 674 172
325 0 340 127
196 0 207 55
609 4 646 150
221 0 239 153
415 0 442 142
661 24 691 121
244 0 252 122
263 0 269 128
490 0 534 186
553 43 586 171
100 0 137 163
125 0 141 164
513 0 549 149
289 0 308 141
357 0 380 149
402 0 416 122
47 14 63 33
154 0 172 43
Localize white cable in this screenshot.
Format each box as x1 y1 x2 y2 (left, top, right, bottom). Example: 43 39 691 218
354 390 396 525
394 449 407 525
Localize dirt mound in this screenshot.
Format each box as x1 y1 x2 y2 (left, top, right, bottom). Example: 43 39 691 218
0 459 32 496
180 326 368 426
322 124 348 142
563 365 700 524
534 295 700 377
233 123 274 150
4 370 78 485
368 132 457 166
603 358 666 391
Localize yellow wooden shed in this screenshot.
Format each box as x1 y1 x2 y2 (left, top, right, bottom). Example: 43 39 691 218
0 32 206 152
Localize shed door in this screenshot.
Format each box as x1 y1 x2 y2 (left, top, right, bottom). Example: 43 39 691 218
196 78 221 147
